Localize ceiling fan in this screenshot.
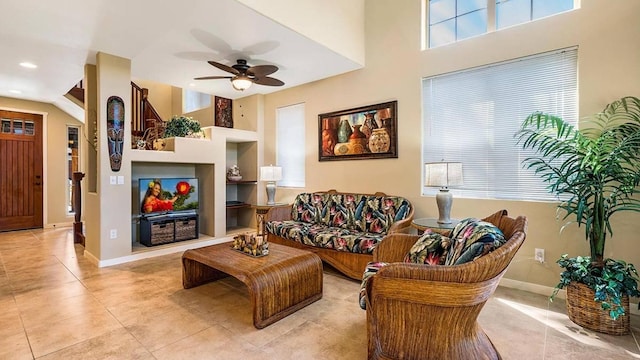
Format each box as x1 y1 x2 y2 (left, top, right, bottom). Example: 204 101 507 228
194 59 284 91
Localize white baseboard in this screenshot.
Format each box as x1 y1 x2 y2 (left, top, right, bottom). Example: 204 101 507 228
84 236 234 268
499 278 640 316
45 222 73 229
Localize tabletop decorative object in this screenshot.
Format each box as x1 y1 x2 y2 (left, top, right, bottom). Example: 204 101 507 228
232 232 269 257
227 165 242 181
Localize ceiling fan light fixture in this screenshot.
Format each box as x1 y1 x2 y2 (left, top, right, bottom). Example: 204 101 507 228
231 76 252 91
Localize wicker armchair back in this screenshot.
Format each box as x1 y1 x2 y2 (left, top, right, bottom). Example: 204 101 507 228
365 209 527 360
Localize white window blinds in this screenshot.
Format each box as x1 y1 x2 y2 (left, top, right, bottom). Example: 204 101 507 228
422 47 578 201
276 103 306 188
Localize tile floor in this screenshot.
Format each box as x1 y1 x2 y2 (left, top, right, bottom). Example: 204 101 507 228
1 227 639 359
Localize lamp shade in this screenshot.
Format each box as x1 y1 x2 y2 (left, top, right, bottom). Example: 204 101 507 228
231 76 252 91
260 166 283 182
424 162 463 188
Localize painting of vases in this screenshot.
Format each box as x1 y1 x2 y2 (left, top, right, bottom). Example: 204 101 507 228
318 100 398 161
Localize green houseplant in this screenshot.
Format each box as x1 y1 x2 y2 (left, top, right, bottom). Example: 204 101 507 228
163 115 202 138
516 96 640 333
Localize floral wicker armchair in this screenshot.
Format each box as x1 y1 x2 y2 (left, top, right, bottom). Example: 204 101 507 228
364 210 527 360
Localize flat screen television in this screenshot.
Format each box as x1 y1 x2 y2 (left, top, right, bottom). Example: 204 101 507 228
139 177 199 216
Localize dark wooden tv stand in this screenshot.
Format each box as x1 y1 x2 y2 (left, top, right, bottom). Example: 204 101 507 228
140 212 199 246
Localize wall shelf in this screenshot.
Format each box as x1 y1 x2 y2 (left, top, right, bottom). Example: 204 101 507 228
226 202 251 209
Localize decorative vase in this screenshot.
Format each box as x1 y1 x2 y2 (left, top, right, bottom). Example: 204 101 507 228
361 112 378 139
348 125 367 154
337 119 352 143
566 281 630 335
381 117 394 151
321 119 338 156
368 128 391 153
349 124 366 140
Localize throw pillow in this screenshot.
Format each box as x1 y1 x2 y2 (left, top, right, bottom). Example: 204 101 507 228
444 218 506 266
403 232 451 265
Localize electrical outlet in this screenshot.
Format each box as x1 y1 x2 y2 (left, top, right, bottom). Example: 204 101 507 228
109 229 117 239
535 248 544 263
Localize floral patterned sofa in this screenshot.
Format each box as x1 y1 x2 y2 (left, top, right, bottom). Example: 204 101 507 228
264 190 414 279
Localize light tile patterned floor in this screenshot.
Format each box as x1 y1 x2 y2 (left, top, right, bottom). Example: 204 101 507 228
1 227 639 359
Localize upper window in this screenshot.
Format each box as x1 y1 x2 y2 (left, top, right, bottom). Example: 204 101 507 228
427 0 576 48
429 0 487 48
276 103 306 188
496 0 574 29
422 47 578 201
183 89 211 113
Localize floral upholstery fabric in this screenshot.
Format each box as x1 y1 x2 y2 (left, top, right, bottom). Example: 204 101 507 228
268 192 412 254
265 221 385 254
359 217 506 309
288 192 412 235
358 262 388 310
445 218 506 265
403 230 451 265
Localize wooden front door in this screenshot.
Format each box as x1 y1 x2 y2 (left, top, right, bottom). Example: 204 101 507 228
0 110 43 231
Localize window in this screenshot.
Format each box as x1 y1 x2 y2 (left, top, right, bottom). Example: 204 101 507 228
183 89 211 113
429 0 487 48
0 117 34 136
67 126 80 214
276 103 305 187
427 0 576 48
496 0 574 29
422 47 577 201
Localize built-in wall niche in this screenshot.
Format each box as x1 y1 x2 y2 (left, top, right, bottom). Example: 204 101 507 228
131 161 215 244
225 141 258 234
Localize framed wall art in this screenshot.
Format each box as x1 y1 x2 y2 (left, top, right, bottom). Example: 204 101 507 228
318 100 397 161
214 96 233 128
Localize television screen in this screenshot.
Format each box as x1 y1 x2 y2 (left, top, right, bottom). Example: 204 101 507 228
139 178 199 216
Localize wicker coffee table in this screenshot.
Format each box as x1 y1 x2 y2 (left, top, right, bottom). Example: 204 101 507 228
182 242 323 329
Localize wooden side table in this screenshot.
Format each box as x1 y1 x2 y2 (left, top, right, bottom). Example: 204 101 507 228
411 218 460 235
254 203 286 236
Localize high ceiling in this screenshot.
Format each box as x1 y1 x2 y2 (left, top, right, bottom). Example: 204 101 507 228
0 0 362 119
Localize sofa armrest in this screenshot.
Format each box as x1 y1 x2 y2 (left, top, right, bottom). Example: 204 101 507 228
386 204 415 234
264 205 292 222
372 233 420 263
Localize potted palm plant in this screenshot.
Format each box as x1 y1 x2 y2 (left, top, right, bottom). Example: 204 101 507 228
516 95 640 335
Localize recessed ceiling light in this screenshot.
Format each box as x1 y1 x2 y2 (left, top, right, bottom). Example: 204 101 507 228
19 62 37 69
189 83 196 87
9 89 22 94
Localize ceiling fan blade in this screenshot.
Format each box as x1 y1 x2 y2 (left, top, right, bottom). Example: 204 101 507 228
194 75 233 80
253 76 285 86
247 64 278 77
207 60 240 75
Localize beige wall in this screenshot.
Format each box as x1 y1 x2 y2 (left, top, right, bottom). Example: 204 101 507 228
259 0 640 288
0 96 84 226
237 0 366 65
132 79 174 121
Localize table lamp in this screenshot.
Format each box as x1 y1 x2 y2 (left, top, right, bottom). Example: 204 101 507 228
424 162 463 224
260 165 283 205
